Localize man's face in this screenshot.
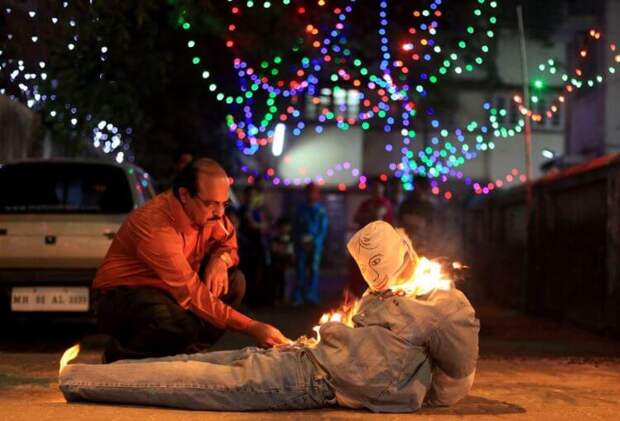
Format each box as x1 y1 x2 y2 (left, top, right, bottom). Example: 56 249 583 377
180 171 230 226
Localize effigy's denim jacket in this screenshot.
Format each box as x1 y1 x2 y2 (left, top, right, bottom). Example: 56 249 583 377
309 287 480 412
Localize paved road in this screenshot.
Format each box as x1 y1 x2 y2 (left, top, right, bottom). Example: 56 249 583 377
1 300 619 421
2 352 619 421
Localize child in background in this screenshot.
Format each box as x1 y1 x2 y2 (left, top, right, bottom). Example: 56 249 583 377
270 217 295 304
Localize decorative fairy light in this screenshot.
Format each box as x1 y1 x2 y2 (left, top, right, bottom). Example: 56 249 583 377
178 0 499 190
422 165 527 200
240 159 368 188
4 2 617 196
515 29 619 123
472 167 527 195
0 2 129 163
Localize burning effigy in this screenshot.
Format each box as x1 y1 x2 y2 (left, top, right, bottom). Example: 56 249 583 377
301 255 455 347
59 221 479 412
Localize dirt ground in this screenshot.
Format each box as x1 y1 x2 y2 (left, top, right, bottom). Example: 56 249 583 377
1 300 619 421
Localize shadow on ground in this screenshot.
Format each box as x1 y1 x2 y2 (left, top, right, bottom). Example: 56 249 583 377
419 395 526 416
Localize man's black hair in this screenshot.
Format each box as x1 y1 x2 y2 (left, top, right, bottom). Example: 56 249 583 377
172 158 225 199
172 159 200 199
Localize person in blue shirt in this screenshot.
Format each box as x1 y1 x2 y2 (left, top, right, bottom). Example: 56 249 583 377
293 183 329 304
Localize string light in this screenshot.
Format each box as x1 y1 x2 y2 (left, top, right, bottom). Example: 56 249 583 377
178 0 498 189
0 2 130 163
240 160 367 187
3 2 618 195
516 29 619 123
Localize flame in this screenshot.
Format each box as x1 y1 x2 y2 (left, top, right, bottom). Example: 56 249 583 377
452 261 468 270
59 344 80 374
312 325 322 343
308 256 458 344
397 257 452 297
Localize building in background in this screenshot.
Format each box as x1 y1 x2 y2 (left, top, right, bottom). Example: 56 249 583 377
566 0 620 159
254 2 618 192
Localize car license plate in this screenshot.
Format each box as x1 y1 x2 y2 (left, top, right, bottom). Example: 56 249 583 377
11 287 90 312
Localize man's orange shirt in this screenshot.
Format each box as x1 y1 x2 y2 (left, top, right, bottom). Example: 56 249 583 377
93 191 252 331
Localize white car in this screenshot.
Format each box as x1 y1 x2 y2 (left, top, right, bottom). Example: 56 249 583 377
0 159 156 317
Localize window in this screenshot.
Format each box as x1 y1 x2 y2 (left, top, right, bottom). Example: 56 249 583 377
304 87 361 122
0 162 134 214
530 93 565 131
492 92 564 131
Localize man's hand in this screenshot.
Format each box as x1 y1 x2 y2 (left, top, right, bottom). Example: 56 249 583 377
246 321 292 348
203 256 229 297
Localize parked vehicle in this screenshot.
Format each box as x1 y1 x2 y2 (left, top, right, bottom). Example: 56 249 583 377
0 159 156 317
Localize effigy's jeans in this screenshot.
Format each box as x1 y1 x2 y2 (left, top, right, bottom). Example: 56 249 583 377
59 346 335 411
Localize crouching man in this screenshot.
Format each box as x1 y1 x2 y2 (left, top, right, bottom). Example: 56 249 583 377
60 220 479 412
94 158 289 362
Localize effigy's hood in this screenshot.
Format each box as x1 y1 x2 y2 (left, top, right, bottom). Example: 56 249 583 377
347 220 418 291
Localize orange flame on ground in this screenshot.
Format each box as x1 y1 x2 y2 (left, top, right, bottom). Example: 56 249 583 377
59 344 80 374
309 257 457 344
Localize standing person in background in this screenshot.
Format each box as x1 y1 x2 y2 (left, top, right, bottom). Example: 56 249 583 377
293 183 329 305
238 185 271 307
399 177 442 258
353 178 394 227
399 198 437 257
158 149 195 192
388 177 408 227
269 217 295 305
347 178 394 296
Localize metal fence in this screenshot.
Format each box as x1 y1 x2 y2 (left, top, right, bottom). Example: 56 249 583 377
464 154 620 335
